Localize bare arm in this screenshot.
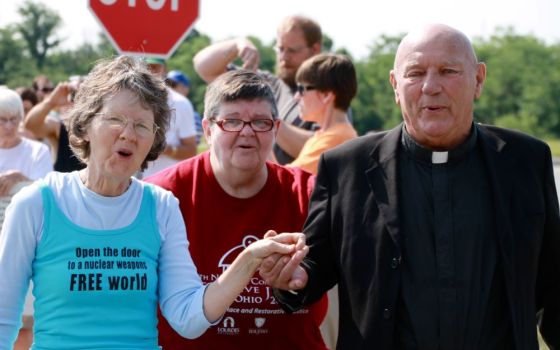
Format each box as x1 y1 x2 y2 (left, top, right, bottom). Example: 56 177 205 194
276 121 314 158
24 83 73 140
193 38 260 83
202 232 307 322
163 136 197 160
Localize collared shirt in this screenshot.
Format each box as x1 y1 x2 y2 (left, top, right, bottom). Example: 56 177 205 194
394 125 514 349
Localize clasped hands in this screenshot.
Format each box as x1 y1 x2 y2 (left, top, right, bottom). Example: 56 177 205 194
0 170 28 197
246 230 309 291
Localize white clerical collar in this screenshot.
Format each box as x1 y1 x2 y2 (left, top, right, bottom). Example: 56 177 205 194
401 124 478 165
431 152 449 164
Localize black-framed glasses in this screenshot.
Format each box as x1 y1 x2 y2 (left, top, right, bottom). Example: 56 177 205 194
95 113 159 138
296 84 316 95
212 118 275 132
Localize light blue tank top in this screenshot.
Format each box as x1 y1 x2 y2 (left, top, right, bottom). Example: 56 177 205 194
31 182 161 349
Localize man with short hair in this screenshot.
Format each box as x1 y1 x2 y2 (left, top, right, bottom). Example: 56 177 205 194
166 70 202 144
261 24 560 350
166 70 191 97
193 15 322 164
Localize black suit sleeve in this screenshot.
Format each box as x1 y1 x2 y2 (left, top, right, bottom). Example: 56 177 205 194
536 146 560 349
274 154 338 311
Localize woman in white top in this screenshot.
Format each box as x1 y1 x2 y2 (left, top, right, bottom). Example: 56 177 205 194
0 88 52 198
0 87 53 350
0 56 306 350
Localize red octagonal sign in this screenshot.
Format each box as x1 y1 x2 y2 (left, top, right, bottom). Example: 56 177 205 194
89 0 199 59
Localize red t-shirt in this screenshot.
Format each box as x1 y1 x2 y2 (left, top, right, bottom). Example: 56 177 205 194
146 152 328 350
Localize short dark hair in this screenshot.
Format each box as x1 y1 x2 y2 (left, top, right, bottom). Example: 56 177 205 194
296 53 357 110
17 87 39 106
203 70 278 120
68 56 170 171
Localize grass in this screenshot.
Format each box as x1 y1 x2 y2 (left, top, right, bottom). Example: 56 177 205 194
544 138 560 158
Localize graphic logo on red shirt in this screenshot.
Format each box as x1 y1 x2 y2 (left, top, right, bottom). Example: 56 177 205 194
255 317 266 328
217 316 240 335
218 235 259 272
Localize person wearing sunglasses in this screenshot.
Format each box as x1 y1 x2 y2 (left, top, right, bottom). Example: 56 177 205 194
145 70 328 350
262 24 560 350
31 75 54 102
288 53 358 175
283 53 358 348
0 57 305 350
24 80 86 173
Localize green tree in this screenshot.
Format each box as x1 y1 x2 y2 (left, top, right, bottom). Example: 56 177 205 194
474 28 560 137
352 34 403 134
166 29 212 114
47 34 117 82
244 35 275 73
0 26 30 86
15 0 62 69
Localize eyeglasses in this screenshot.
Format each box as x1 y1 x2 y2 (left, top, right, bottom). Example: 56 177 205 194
273 45 309 56
296 84 316 95
39 86 53 93
211 118 275 132
96 113 159 138
0 116 20 126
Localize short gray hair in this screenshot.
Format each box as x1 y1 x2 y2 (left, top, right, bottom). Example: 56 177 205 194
68 56 169 171
0 88 24 120
203 70 278 120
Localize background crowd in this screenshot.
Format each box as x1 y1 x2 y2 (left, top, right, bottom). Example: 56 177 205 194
0 4 558 350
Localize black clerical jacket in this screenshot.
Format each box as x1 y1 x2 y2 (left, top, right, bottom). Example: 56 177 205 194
275 123 560 350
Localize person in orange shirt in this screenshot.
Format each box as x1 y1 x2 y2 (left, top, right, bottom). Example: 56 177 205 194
288 53 358 175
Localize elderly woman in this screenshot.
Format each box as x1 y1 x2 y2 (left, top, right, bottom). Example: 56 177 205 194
146 70 328 350
0 87 53 350
0 88 52 200
0 57 305 349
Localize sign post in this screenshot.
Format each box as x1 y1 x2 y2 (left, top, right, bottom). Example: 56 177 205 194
89 0 199 58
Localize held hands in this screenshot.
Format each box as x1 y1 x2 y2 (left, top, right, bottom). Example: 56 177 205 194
203 231 309 323
258 230 309 291
246 231 306 266
236 38 260 71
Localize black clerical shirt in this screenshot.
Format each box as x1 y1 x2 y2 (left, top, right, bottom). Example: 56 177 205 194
394 125 514 350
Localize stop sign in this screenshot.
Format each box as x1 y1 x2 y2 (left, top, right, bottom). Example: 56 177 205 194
89 0 199 58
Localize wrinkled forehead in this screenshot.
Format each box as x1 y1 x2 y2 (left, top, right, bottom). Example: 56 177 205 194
395 25 477 70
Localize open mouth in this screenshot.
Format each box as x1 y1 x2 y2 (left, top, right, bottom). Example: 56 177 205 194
117 149 132 157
